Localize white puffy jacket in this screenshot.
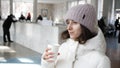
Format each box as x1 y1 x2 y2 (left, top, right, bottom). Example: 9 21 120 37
41 28 111 68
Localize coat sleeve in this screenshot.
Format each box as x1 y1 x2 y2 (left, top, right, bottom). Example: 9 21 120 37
41 53 55 68
97 56 111 68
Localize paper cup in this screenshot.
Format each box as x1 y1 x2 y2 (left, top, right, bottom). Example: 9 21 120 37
48 43 60 61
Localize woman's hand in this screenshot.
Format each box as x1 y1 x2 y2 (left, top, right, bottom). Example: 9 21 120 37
43 48 55 62
43 48 60 62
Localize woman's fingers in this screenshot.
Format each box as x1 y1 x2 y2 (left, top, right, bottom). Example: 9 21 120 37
44 54 54 60
45 51 54 56
44 51 54 60
45 48 51 52
43 48 60 62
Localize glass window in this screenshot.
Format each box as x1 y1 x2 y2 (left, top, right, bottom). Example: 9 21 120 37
97 0 103 20
68 1 77 9
13 1 33 20
78 0 86 5
1 0 10 19
68 0 86 9
116 9 120 19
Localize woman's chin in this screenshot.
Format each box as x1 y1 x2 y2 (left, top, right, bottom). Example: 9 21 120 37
70 36 76 40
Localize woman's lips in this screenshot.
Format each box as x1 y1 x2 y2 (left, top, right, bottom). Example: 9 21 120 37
69 32 73 35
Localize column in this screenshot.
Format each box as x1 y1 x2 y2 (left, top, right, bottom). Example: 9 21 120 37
10 0 13 14
0 0 1 17
111 0 115 24
103 0 113 25
97 0 104 20
33 0 38 22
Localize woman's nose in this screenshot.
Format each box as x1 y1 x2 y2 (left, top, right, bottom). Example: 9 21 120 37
67 24 72 30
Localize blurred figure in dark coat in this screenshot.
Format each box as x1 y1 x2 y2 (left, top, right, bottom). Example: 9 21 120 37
36 14 43 22
114 18 119 37
19 14 26 22
2 14 17 43
98 17 106 34
26 12 31 22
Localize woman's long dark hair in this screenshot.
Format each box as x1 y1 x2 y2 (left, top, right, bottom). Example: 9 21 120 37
61 24 97 44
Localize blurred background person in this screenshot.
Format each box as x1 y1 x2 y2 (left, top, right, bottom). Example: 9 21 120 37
26 12 31 22
19 13 26 22
2 14 17 43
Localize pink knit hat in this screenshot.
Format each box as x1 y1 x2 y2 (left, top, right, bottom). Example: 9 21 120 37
64 4 98 34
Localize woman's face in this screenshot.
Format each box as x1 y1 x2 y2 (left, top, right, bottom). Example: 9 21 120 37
66 19 82 40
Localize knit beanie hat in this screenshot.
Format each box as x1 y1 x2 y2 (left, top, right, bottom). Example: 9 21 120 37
64 4 98 34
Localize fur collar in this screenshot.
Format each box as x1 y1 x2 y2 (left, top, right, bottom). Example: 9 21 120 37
67 28 106 55
84 28 106 53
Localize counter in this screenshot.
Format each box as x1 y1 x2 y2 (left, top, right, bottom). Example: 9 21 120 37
0 21 66 53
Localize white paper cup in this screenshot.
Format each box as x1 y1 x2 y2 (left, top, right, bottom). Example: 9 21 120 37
48 43 60 61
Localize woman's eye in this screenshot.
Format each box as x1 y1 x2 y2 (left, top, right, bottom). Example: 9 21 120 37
65 21 69 25
65 21 78 26
66 22 69 25
73 22 77 24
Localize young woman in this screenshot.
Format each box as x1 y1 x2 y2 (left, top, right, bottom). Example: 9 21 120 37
41 4 111 68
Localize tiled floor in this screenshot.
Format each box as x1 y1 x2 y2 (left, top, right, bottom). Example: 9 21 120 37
106 36 120 68
0 38 42 68
0 42 41 63
0 35 120 68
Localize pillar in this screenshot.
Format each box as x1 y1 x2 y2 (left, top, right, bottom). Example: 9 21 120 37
0 0 1 16
103 0 113 25
33 0 38 22
10 0 13 14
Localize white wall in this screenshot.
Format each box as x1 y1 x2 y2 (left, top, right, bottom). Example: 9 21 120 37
53 3 67 23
